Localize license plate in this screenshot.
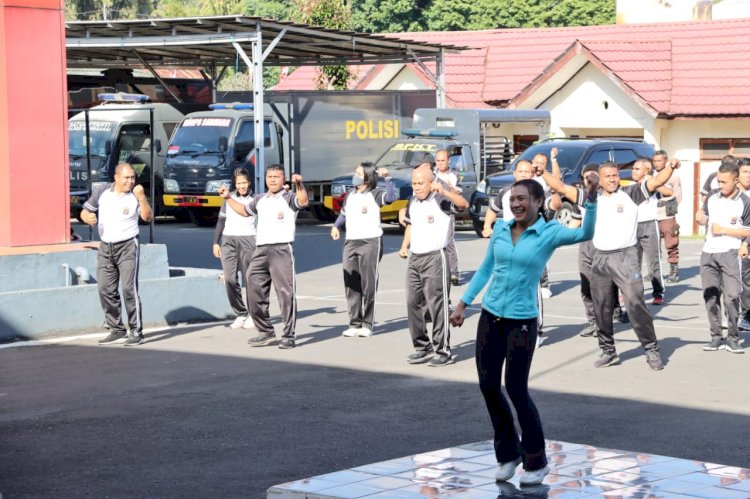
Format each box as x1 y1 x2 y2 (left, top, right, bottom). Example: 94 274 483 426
184 196 198 204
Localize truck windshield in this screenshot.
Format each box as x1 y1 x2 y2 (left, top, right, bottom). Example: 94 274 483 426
169 117 234 155
377 143 439 169
68 120 115 158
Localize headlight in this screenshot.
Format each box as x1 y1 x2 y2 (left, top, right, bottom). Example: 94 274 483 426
331 184 348 196
205 180 231 193
164 179 180 193
476 180 487 193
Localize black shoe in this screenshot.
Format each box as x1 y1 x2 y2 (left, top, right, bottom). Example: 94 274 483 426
98 331 126 344
451 274 460 286
428 354 455 367
703 337 725 351
726 338 744 354
123 333 144 346
594 353 621 368
248 332 277 347
619 310 630 324
278 338 296 349
407 350 434 364
579 321 597 337
666 264 680 283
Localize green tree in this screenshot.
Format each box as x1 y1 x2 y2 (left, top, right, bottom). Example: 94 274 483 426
65 0 155 20
351 0 429 33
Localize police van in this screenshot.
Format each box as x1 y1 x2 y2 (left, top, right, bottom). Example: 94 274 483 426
68 93 184 218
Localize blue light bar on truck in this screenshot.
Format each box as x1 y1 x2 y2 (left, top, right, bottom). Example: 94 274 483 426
97 93 150 103
209 103 254 110
402 128 457 138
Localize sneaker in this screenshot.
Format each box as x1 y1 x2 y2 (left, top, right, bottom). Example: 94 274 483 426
229 316 246 329
342 327 359 337
451 274 460 286
407 350 434 364
652 295 664 306
579 321 597 337
519 465 550 486
726 338 744 354
535 334 544 349
428 354 455 367
540 287 552 299
357 327 373 337
278 338 296 349
98 331 126 344
243 316 256 329
248 332 277 347
123 333 145 346
619 310 630 323
738 317 750 331
646 350 664 370
703 337 725 351
495 458 522 482
594 353 621 368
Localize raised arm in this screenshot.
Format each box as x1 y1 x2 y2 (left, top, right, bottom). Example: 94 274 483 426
219 186 251 217
541 169 579 204
291 173 309 208
645 159 680 194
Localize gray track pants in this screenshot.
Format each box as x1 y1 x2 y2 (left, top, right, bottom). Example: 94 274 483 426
445 217 459 276
343 237 382 330
407 249 451 357
591 245 659 354
220 235 256 317
701 250 742 340
97 237 142 334
637 220 665 297
741 257 750 316
248 243 296 339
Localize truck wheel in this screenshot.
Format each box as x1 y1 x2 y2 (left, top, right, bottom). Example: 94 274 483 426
473 219 485 238
555 201 575 227
189 208 218 227
311 204 336 223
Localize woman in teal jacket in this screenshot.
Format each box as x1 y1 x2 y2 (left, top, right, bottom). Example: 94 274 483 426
450 177 598 486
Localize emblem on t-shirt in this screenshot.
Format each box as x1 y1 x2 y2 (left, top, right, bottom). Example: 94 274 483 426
361 206 368 214
277 211 285 220
427 215 434 224
123 207 130 215
616 204 624 213
731 216 738 225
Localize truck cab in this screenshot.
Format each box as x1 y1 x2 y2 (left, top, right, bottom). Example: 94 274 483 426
68 93 184 218
162 103 282 226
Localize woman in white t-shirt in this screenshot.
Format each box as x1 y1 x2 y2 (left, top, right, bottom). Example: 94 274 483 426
213 168 257 329
330 162 397 337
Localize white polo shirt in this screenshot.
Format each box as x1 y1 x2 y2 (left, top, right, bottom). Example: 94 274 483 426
341 187 389 240
436 170 461 193
637 189 658 223
593 183 650 251
702 189 750 253
220 192 257 237
246 190 301 246
83 183 140 243
404 192 456 254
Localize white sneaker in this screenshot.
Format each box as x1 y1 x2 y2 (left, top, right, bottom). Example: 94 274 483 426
243 316 256 329
342 327 358 337
229 316 245 329
357 327 373 337
495 458 522 481
519 465 550 485
540 287 552 299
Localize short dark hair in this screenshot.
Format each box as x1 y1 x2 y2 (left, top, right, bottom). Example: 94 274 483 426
598 161 618 172
581 163 599 179
512 179 545 204
653 150 668 159
266 164 284 175
360 161 379 191
738 158 750 167
718 161 739 176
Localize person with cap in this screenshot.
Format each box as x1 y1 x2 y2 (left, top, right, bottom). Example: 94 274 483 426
399 167 468 367
330 162 396 337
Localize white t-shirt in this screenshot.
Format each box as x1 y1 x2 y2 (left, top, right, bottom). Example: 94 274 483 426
593 183 650 251
404 192 457 254
83 183 140 243
245 190 301 246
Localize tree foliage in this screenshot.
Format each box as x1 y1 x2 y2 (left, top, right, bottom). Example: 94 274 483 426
351 0 429 33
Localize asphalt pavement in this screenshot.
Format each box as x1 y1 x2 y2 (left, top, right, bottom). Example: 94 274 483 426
2 222 749 497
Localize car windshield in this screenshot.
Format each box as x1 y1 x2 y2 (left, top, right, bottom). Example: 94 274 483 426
513 143 588 172
68 120 115 158
169 117 234 154
376 143 439 169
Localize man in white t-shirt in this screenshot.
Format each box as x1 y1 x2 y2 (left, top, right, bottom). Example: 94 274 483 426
435 149 462 285
81 163 153 346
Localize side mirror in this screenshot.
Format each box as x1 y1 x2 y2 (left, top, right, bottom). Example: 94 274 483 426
218 136 228 153
154 139 162 153
104 140 112 156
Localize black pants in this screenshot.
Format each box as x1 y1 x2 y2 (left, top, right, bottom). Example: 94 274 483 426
97 237 142 334
220 235 256 317
476 310 547 471
342 237 382 330
701 251 742 340
248 243 297 339
741 257 750 316
406 249 451 357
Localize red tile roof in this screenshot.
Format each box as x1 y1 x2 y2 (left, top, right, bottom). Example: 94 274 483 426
273 18 750 117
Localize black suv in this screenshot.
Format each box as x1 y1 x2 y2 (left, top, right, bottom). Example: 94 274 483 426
469 138 655 235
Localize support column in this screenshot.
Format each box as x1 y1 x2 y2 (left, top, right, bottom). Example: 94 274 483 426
0 0 69 246
252 22 266 193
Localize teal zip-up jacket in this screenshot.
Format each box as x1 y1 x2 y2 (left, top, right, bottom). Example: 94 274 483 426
461 202 597 320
